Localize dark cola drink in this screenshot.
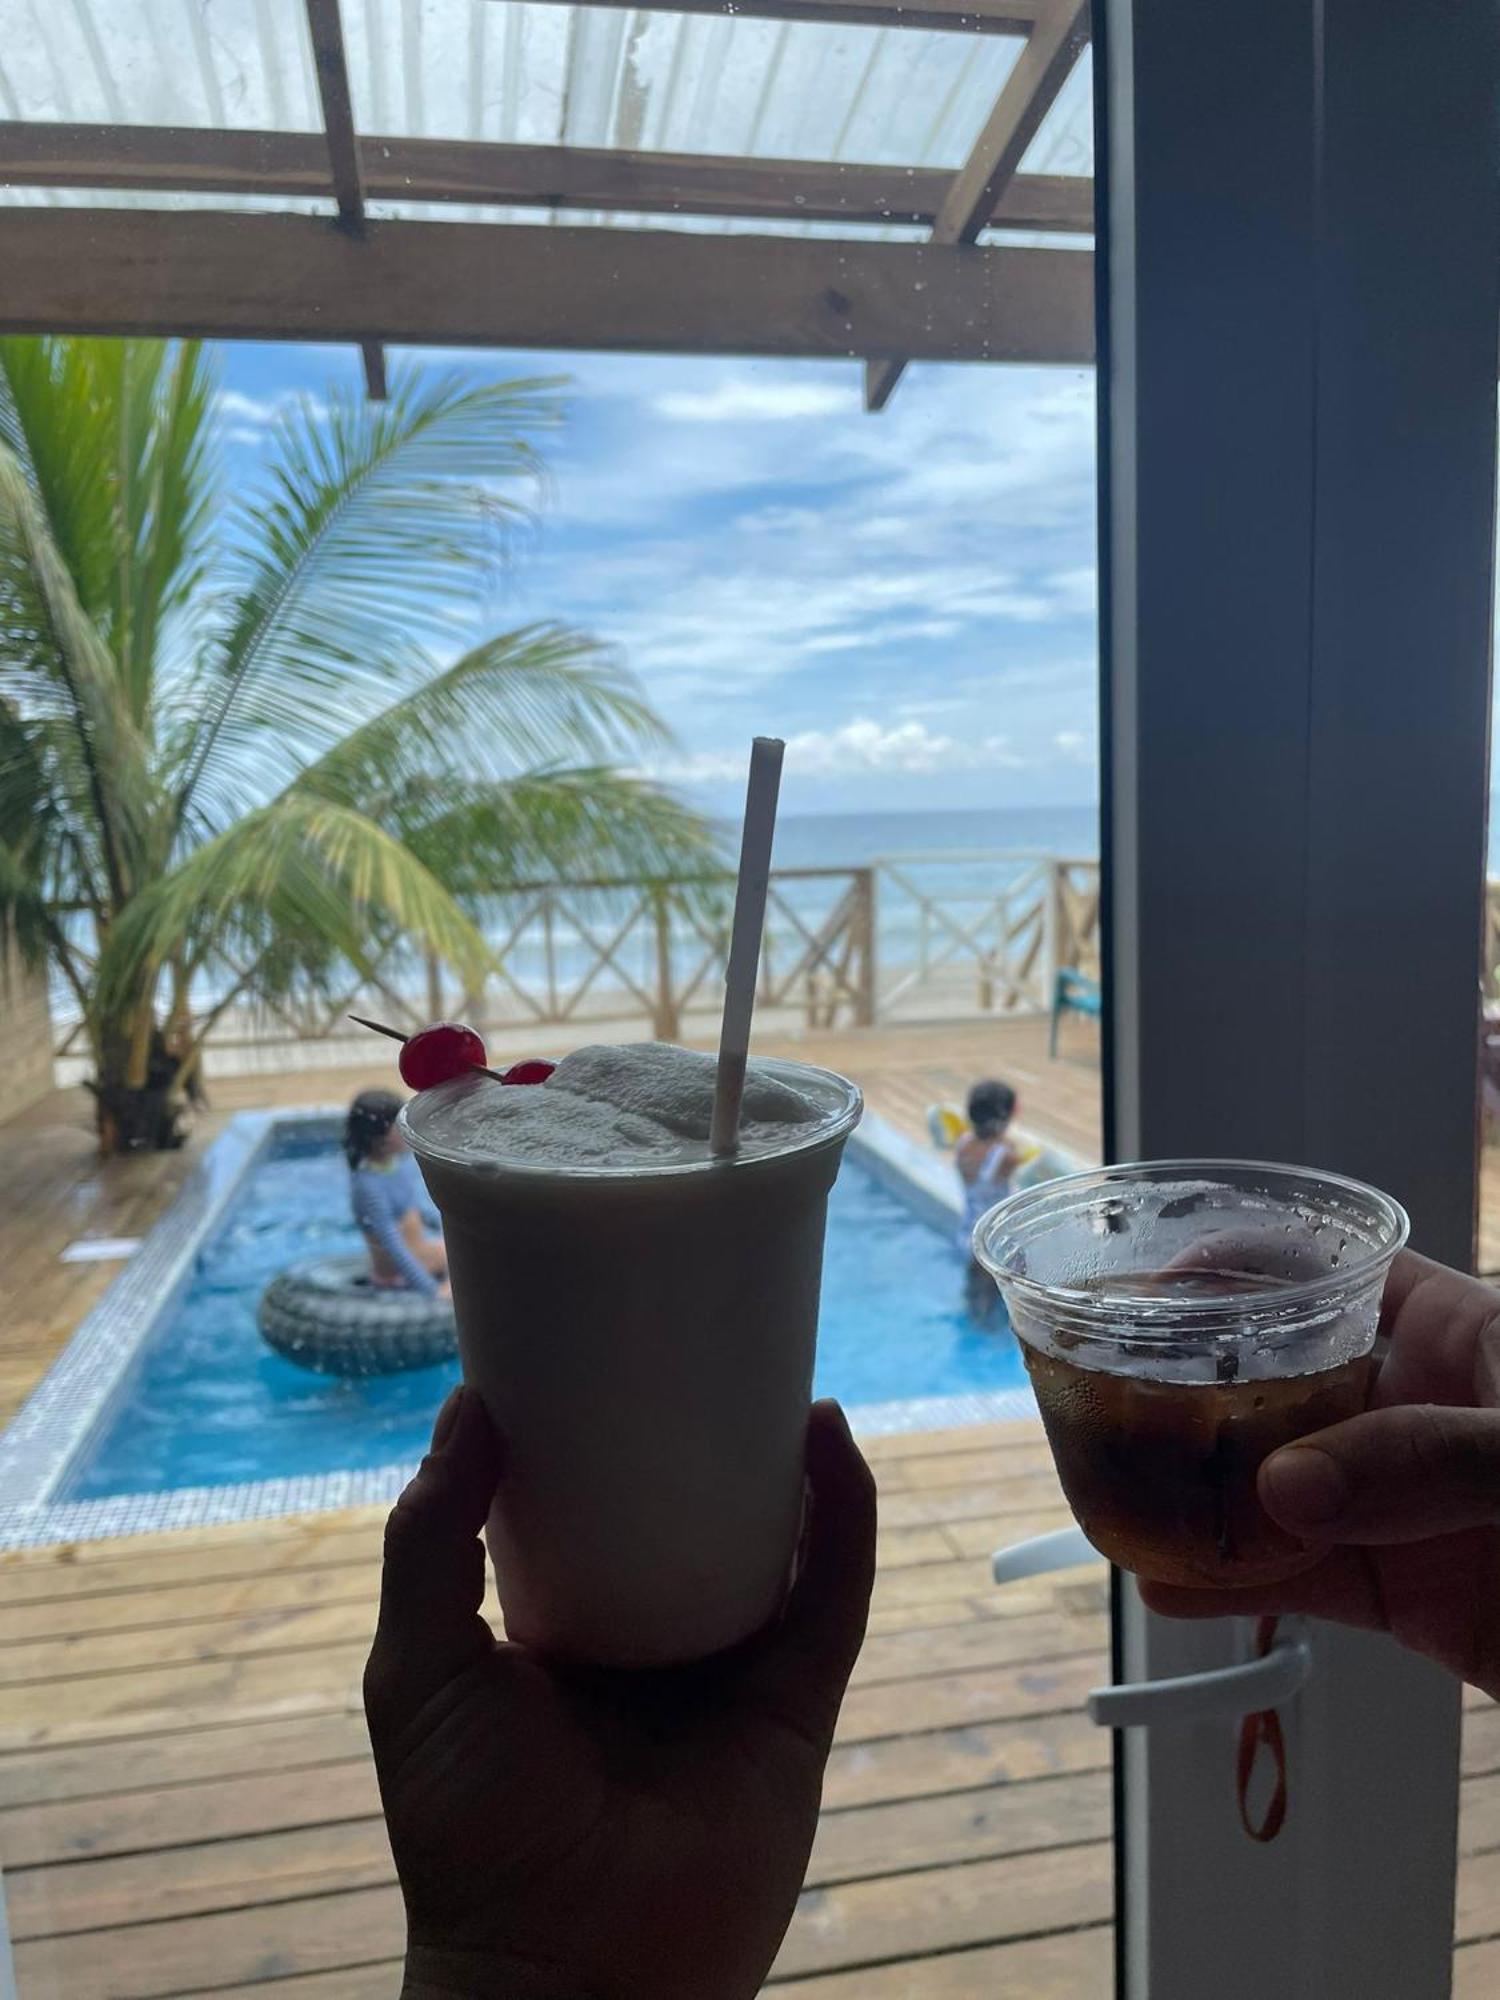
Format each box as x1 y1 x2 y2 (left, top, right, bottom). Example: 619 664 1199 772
1021 1268 1375 1587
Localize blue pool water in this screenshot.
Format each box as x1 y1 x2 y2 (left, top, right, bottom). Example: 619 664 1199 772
69 1132 1024 1499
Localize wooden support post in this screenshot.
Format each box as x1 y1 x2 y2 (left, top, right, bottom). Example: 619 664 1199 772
866 0 1091 410
652 890 680 1042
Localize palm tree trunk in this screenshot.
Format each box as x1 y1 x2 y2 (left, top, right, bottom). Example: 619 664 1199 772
90 979 187 1155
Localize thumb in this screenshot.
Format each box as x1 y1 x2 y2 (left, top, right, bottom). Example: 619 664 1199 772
365 1385 501 1733
1261 1404 1500 1544
743 1400 877 1755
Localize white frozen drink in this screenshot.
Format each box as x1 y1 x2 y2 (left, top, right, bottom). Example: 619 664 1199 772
401 1042 862 1667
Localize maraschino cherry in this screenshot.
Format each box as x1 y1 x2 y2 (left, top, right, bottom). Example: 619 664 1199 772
501 1058 556 1085
351 1013 555 1088
398 1021 488 1091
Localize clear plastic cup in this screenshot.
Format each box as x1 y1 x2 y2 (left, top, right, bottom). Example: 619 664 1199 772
973 1160 1409 1587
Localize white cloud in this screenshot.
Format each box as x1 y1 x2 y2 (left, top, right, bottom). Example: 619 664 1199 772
1053 728 1096 763
654 718 1025 784
216 390 279 424
654 380 851 424
214 387 331 434
1046 566 1098 615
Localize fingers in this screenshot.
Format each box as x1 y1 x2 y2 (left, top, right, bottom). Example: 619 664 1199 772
745 1401 877 1755
1139 1550 1387 1631
1374 1253 1500 1409
1259 1404 1500 1545
365 1385 501 1734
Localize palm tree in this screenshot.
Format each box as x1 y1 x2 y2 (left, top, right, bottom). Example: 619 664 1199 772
0 338 717 1153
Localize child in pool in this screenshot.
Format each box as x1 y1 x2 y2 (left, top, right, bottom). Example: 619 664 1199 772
345 1089 449 1299
957 1080 1020 1324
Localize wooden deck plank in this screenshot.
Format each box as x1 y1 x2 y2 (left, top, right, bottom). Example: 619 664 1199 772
174 1975 401 2000
0 1754 381 1870
1457 1845 1500 1940
768 1926 1112 1997
10 1881 407 1997
1455 1938 1500 1999
769 1841 1114 1982
0 1713 371 1810
1459 1770 1500 1854
850 1608 1107 1688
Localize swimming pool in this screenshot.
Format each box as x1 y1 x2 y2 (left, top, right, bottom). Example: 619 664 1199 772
60 1121 1026 1503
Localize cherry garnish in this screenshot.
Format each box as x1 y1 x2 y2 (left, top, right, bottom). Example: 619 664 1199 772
398 1021 488 1091
501 1058 556 1085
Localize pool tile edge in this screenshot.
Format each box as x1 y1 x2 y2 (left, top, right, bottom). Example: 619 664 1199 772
0 1388 1038 1550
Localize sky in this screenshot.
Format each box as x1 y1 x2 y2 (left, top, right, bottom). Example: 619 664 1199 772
214 339 1102 820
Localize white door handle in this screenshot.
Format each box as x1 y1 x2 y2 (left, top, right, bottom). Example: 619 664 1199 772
991 1525 1098 1583
1088 1621 1313 1728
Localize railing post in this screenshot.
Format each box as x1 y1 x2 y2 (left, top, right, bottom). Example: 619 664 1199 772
542 894 558 1019
852 868 876 1026
425 951 443 1022
651 887 679 1041
1039 859 1062 1013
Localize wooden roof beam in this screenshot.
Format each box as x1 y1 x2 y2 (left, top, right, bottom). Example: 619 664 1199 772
304 0 385 400
0 123 1094 234
494 0 1045 35
866 0 1091 411
0 208 1095 366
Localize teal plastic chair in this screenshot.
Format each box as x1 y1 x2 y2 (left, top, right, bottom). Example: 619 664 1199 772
1050 969 1102 1056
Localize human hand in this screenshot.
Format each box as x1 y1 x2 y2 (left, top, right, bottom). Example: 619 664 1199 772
1142 1249 1500 1697
364 1387 877 2000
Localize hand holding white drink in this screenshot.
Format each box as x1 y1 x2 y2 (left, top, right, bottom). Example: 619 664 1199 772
394 741 862 1666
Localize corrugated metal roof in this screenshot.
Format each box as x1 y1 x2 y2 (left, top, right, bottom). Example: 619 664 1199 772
0 1 1093 233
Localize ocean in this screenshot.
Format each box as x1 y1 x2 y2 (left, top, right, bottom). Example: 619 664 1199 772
767 804 1099 873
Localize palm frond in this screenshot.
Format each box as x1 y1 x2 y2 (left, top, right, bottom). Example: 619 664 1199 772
293 624 669 814
0 447 153 903
0 339 123 628
114 342 218 725
177 370 567 825
96 794 492 1018
391 767 726 899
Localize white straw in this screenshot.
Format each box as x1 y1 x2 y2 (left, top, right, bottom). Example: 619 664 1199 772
710 737 785 1158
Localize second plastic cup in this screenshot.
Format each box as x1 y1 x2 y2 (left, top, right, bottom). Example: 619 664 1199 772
973 1160 1409 1588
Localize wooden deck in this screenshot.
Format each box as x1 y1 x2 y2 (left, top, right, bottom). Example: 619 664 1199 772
0 1424 1497 1996
0 1423 1111 1996
4 1018 1500 1994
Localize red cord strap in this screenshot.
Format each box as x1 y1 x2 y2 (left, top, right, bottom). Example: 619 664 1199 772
1235 1615 1289 1842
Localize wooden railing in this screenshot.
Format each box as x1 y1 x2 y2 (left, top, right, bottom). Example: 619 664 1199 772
875 853 1099 1021
1486 882 1500 994
50 854 1106 1078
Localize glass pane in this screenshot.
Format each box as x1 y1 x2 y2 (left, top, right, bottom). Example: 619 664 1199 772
0 3 1106 1993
